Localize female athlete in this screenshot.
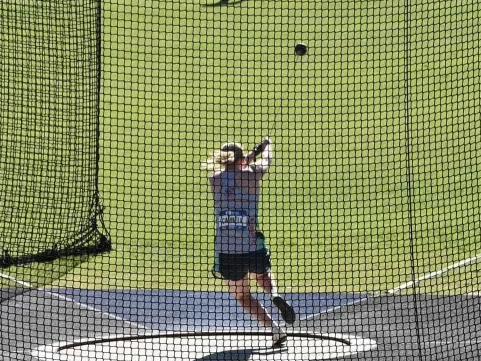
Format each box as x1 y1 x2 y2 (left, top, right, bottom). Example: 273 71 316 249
204 137 296 348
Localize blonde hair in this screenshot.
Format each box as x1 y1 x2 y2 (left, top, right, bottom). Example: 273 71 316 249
201 143 245 173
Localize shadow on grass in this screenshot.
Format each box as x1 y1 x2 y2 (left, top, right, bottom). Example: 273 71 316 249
0 254 91 303
203 0 247 8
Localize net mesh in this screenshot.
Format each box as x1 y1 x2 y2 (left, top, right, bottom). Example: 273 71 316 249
1 0 481 360
0 1 109 266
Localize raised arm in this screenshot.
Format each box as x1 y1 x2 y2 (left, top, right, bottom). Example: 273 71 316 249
245 137 273 173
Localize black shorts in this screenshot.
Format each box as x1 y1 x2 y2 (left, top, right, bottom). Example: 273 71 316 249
218 248 271 281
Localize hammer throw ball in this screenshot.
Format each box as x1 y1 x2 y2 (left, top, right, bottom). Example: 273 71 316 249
295 43 308 56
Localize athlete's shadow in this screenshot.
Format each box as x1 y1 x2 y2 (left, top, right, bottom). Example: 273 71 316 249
203 0 246 8
196 347 284 360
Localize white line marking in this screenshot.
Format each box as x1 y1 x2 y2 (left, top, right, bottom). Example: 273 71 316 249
467 292 481 296
0 271 147 330
0 272 32 288
388 252 481 295
300 252 481 322
299 297 371 322
429 338 481 347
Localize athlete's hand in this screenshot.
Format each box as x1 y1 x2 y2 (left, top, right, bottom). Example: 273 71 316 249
253 137 272 157
262 137 272 146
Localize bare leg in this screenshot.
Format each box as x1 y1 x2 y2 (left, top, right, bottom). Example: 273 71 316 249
254 272 297 325
252 271 279 297
227 274 288 348
226 276 276 329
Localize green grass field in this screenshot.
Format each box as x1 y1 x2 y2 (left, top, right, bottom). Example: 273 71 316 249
2 0 481 295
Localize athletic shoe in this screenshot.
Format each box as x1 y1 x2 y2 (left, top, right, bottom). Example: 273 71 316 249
272 327 288 348
273 296 296 324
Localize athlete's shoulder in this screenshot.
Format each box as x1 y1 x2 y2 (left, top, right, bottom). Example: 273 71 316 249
209 170 225 185
211 170 223 178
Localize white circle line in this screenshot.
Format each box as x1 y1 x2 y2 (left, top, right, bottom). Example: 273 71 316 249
31 332 377 361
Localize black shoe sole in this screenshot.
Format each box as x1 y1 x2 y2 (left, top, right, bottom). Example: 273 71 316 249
273 296 296 324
